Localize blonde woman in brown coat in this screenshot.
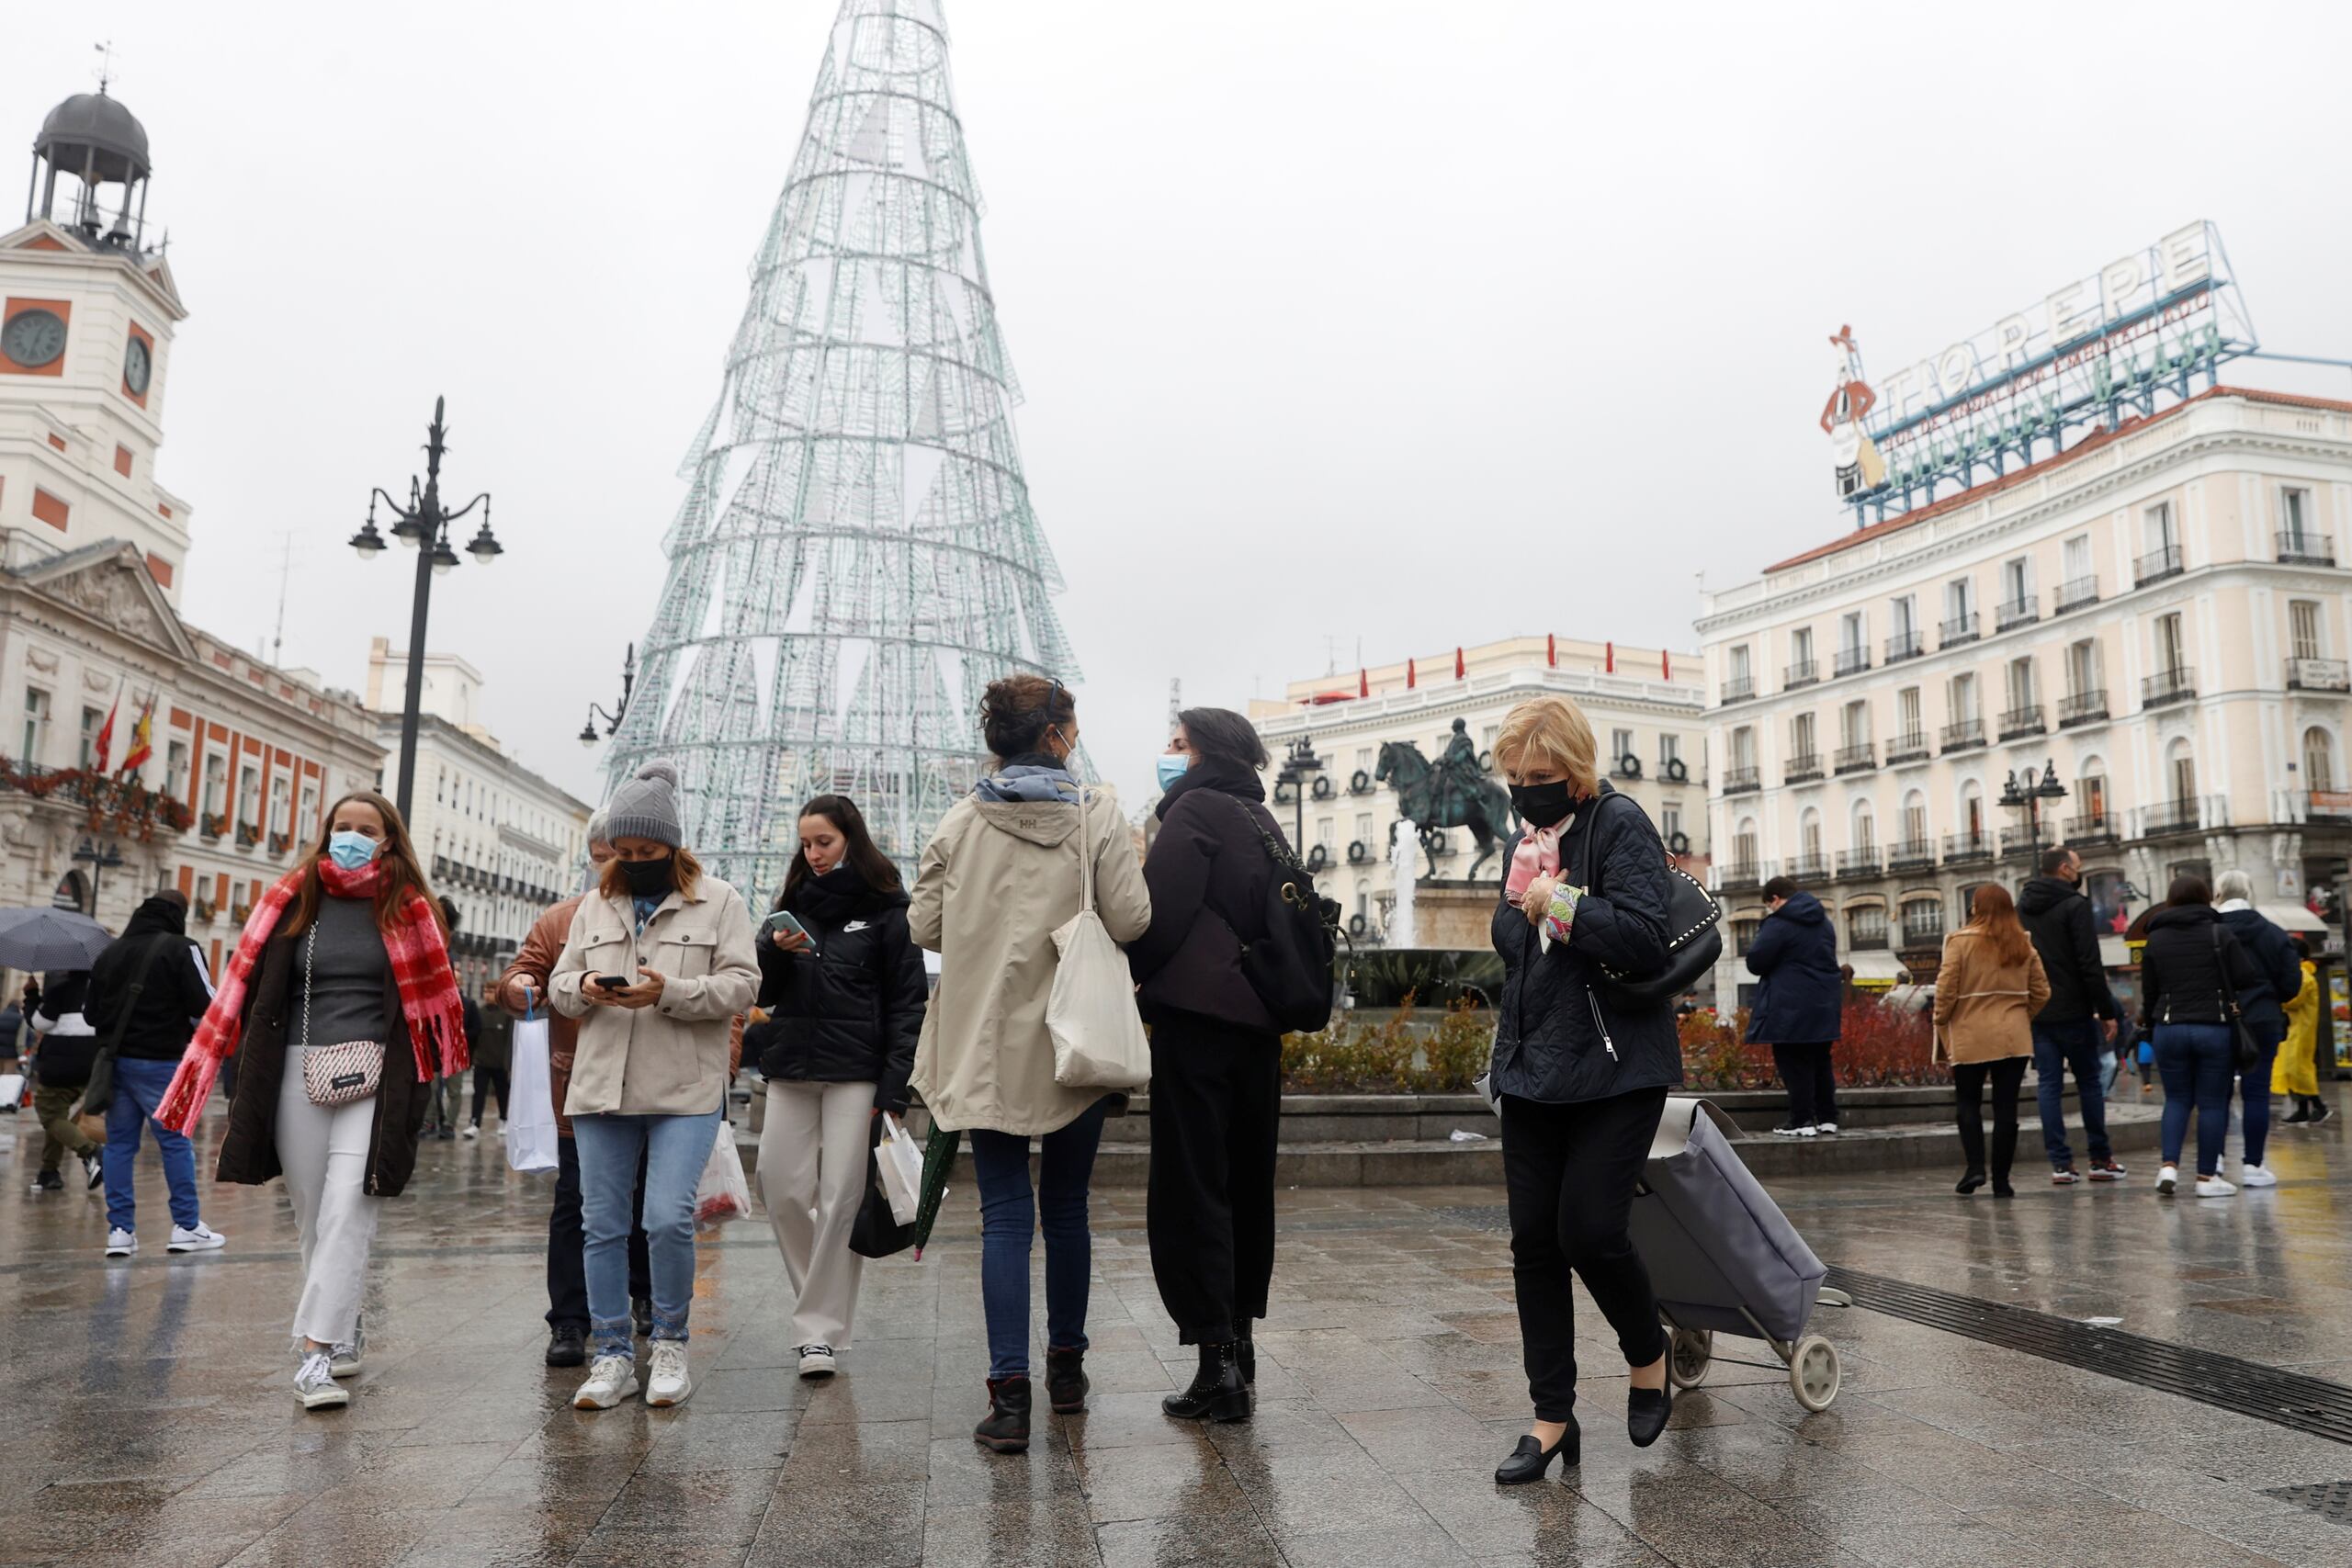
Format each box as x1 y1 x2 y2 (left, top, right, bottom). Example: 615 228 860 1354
1932 884 2052 1198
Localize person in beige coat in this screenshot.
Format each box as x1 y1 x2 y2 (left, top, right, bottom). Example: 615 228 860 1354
1932 882 2051 1198
550 761 759 1412
910 675 1150 1456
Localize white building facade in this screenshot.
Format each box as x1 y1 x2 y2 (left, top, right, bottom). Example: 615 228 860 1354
1699 387 2352 1001
1251 635 1709 946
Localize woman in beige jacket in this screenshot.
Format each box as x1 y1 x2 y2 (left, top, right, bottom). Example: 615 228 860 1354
551 761 759 1412
1932 882 2051 1198
910 675 1150 1455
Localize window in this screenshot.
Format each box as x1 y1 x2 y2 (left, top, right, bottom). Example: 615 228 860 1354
1839 611 1865 655
2001 556 2032 606
2145 502 2177 554
1355 749 1372 774
1891 595 1917 637
1791 712 1816 757
1960 780 1984 838
1658 733 1681 768
201 753 226 817
1799 807 1822 860
300 782 318 839
2304 728 2337 794
236 764 259 826
1791 626 1814 666
2283 487 2313 548
1317 818 1335 846
165 739 189 796
269 776 290 833
2079 771 2109 826
2006 656 2036 711
1946 577 1975 620
1850 803 1876 852
1660 805 1682 846
1728 645 1752 682
2067 639 2099 695
1355 812 1372 844
1839 700 1870 748
78 705 105 769
1480 726 1498 753
1849 904 1889 949
1950 671 1978 721
1896 687 1922 737
1901 792 1928 845
2063 534 2092 582
2155 612 2188 673
2291 600 2323 661
1731 727 1756 771
1611 728 1635 769
1733 819 1758 868
2169 745 2196 805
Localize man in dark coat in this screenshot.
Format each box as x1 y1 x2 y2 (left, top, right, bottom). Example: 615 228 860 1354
1745 877 1843 1136
2018 847 2126 1182
85 892 225 1252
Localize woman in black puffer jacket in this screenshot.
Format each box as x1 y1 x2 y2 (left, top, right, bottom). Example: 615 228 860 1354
755 795 929 1377
1487 694 1682 1487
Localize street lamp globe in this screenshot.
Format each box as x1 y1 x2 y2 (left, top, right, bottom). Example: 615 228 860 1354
465 519 503 566
429 536 461 577
349 497 387 558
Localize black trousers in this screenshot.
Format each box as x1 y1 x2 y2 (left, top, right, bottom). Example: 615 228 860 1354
1770 1043 1839 1127
1501 1086 1670 1422
471 1066 511 1125
1147 1010 1283 1345
548 1134 650 1329
1952 1056 2029 1182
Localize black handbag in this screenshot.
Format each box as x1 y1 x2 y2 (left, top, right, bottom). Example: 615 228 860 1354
846 1135 917 1259
1575 793 1724 1005
2211 924 2263 1071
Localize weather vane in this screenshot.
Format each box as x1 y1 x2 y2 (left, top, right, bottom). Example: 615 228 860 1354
94 40 117 94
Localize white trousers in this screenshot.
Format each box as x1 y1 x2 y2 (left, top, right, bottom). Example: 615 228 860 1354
758 1079 873 1349
276 1048 381 1347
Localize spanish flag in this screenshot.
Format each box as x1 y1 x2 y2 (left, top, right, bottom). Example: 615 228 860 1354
119 693 155 775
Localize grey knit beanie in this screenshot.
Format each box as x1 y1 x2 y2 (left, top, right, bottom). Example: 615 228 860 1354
603 760 684 848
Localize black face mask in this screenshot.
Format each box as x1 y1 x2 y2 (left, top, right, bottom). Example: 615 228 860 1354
1510 782 1576 830
619 855 675 897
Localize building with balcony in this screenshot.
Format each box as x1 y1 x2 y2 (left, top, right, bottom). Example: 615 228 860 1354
1250 634 1706 947
1699 386 2352 999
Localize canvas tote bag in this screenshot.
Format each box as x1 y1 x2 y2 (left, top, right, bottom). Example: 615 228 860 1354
1047 788 1151 1089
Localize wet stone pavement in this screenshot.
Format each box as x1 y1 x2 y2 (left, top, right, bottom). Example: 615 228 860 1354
6 1104 2352 1567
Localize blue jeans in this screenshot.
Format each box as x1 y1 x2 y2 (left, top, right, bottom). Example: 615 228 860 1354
967 1099 1109 1381
572 1109 722 1359
2032 1019 2111 1169
106 1057 199 1235
2154 1022 2235 1177
2238 1021 2283 1168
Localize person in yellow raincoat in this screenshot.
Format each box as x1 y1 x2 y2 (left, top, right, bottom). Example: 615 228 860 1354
2275 940 2330 1124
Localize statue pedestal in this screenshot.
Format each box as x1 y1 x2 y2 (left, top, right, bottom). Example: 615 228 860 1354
1401 880 1498 950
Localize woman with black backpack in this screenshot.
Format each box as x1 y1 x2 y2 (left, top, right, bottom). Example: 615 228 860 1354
1129 705 1294 1426
1486 694 1685 1484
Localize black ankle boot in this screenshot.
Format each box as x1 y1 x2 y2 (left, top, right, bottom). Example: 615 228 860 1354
975 1376 1030 1453
2284 1096 2314 1125
1044 1347 1089 1414
1161 1342 1250 1422
1236 1335 1256 1387
1955 1169 1986 1195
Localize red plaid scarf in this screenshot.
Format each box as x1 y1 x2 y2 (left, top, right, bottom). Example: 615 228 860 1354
158 858 469 1132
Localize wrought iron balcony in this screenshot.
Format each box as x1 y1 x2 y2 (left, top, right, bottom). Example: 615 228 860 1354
1722 765 1761 795
1835 847 1882 878
1901 911 1946 947
2053 575 2100 615
1997 704 2046 740
1886 730 1931 764
1717 862 1765 893
1834 646 1871 678
1887 838 1936 871
1943 830 1994 864
1834 742 1876 774
1783 660 1819 690
1720 676 1756 705
2141 797 2203 837
2064 812 2118 846
1848 925 1891 952
1785 852 1829 882
1939 717 1986 752
1884 630 1924 664
2287 658 2349 693
2058 689 2109 728
1995 595 2040 634
2136 543 2185 586
2142 666 2197 708
2278 530 2336 567
1783 752 1824 784
1939 612 1980 649
2000 825 2052 857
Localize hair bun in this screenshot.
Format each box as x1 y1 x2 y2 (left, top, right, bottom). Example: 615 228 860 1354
636 760 681 788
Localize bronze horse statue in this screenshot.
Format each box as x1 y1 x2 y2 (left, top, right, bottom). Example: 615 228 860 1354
1375 739 1521 882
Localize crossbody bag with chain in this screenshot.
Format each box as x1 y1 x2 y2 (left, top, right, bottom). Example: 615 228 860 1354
299 923 386 1107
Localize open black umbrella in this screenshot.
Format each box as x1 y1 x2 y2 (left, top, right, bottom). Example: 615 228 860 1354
0 906 111 972
910 1122 962 1260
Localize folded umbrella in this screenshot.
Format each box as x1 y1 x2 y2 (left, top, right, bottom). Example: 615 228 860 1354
0 907 112 972
910 1122 962 1260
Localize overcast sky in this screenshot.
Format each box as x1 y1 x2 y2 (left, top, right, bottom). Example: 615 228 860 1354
9 1 2350 816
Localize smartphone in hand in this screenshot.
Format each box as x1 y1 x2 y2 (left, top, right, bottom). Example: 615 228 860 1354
593 974 631 992
763 909 817 953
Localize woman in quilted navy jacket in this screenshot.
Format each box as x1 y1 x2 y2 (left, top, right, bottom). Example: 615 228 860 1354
1485 695 1682 1486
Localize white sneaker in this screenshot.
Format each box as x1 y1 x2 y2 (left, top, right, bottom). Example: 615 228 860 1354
797 1344 838 1380
294 1349 348 1410
646 1341 692 1407
167 1223 226 1253
2195 1175 2237 1198
461 1124 479 1140
104 1227 137 1258
1772 1124 1817 1138
2156 1165 2178 1196
82 1152 103 1190
574 1355 639 1410
331 1316 364 1379
1814 1122 1839 1136
2240 1164 2278 1189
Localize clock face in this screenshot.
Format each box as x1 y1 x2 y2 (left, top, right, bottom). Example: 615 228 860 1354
1 310 67 368
123 336 153 395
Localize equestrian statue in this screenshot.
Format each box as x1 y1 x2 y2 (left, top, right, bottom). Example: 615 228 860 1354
1375 719 1521 881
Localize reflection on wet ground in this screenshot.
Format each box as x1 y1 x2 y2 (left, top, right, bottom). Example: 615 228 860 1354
5 1105 2351 1565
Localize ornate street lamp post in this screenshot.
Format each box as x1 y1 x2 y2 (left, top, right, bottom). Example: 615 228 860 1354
579 644 636 747
70 836 122 916
1275 737 1323 854
1999 760 2068 856
348 397 502 822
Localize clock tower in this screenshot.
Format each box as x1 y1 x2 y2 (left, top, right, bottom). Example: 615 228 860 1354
0 87 191 603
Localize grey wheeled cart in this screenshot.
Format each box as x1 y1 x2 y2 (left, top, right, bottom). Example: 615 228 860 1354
1627 1097 1849 1412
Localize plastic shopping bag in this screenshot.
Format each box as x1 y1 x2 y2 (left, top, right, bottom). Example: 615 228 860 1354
0 1072 22 1111
876 1112 923 1224
694 1125 753 1230
504 1013 559 1174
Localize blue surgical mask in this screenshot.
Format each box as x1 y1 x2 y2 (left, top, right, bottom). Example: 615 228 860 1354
1157 753 1192 791
327 830 380 871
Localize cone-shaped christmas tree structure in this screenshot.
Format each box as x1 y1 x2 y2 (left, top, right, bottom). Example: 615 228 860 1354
603 0 1080 893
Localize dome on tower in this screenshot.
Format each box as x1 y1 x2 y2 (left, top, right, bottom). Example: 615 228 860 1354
35 91 151 185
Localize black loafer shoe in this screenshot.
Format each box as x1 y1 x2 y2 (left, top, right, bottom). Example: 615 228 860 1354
1628 1380 1672 1448
1495 1425 1578 1484
545 1324 588 1368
